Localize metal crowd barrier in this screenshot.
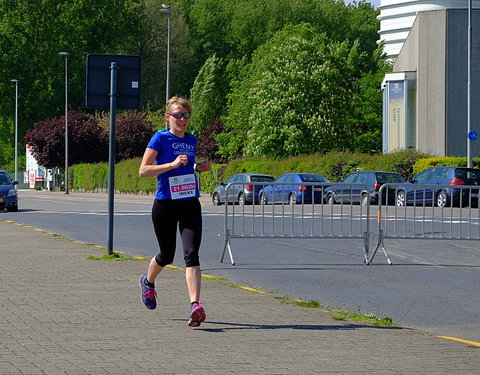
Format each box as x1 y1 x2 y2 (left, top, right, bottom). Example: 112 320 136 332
220 182 372 265
368 183 480 264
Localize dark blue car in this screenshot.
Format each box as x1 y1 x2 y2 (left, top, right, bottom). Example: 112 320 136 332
258 173 329 205
395 166 480 207
324 171 405 206
0 170 18 212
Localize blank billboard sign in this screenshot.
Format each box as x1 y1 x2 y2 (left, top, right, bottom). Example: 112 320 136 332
86 54 141 109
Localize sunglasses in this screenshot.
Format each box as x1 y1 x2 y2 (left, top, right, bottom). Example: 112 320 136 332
168 112 191 119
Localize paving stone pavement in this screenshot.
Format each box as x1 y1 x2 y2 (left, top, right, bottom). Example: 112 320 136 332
1 218 479 375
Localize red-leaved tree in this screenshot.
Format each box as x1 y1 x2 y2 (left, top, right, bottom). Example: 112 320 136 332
114 111 155 161
197 118 227 163
24 111 108 168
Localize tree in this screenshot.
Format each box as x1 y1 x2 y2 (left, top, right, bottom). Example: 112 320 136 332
126 0 199 110
0 119 14 171
114 111 155 161
189 54 227 136
0 0 143 166
95 110 156 162
351 47 392 154
196 118 226 163
24 111 108 168
220 23 360 159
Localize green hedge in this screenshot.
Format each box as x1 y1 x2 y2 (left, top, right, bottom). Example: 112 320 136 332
207 150 428 189
115 158 155 194
73 163 108 191
412 156 480 174
72 151 480 196
198 163 227 194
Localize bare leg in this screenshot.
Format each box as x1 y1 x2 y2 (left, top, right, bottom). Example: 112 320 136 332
185 266 201 303
147 257 164 284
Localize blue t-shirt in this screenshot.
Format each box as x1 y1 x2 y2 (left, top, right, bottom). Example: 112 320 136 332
147 130 199 200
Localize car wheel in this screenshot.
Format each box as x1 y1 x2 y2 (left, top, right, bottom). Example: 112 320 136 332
7 205 18 212
436 190 450 207
396 191 406 206
260 193 267 205
289 194 296 205
212 193 221 206
238 193 246 206
327 194 335 206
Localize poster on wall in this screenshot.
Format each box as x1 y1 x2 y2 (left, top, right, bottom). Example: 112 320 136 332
388 81 405 150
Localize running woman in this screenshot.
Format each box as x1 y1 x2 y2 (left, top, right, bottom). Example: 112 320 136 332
138 96 211 327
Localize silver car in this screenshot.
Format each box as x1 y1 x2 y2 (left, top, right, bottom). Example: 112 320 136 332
212 173 275 205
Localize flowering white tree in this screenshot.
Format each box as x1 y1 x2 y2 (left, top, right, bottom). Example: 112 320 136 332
221 23 360 159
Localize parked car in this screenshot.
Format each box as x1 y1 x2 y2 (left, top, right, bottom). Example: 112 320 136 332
324 171 405 206
212 173 275 205
258 173 329 205
395 166 480 207
0 170 18 212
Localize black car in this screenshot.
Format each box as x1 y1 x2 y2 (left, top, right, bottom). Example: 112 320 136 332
325 171 405 205
395 166 480 207
212 173 275 205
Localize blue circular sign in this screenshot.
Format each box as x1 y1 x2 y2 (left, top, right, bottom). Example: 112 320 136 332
468 130 478 141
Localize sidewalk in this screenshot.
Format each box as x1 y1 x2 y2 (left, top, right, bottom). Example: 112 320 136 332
1 219 479 374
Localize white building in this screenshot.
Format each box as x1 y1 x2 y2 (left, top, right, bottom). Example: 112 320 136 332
378 0 480 59
381 6 480 157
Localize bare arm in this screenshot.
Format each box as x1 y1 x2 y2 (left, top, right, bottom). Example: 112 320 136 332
139 147 188 178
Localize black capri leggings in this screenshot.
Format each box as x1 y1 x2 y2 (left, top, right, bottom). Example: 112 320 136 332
151 198 202 268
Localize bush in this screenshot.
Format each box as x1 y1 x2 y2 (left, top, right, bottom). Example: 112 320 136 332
70 150 433 195
363 150 429 181
73 163 108 191
413 156 480 175
198 164 227 194
115 158 156 194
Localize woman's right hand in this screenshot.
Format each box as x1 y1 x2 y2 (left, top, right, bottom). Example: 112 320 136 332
170 154 188 169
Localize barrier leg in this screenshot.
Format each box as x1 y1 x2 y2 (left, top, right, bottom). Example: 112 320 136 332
363 231 369 264
381 240 392 265
367 230 392 265
220 230 235 265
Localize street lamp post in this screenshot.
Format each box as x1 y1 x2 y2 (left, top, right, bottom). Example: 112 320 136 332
10 79 19 184
59 52 69 193
160 4 172 104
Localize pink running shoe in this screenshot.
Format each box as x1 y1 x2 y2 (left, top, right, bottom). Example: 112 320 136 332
139 274 157 310
188 302 206 327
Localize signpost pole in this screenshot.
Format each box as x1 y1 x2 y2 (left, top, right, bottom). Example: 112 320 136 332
107 62 118 255
85 54 140 257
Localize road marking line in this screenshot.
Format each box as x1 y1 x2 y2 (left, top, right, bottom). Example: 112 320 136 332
238 286 266 294
166 265 183 271
437 336 480 347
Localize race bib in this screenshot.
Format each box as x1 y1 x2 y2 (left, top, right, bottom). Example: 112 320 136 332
169 174 196 200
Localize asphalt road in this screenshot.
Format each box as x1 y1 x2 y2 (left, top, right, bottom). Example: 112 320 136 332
2 189 480 344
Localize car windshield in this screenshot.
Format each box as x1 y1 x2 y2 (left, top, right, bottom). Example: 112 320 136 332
0 174 10 185
251 176 275 183
376 173 404 183
300 174 327 182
